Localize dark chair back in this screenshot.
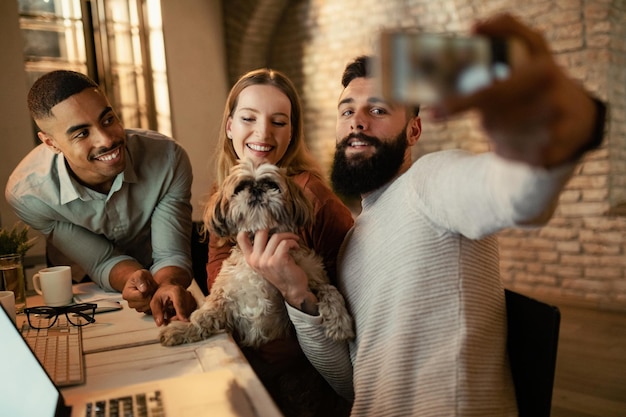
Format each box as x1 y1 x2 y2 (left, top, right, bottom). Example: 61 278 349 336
191 221 209 296
505 289 560 417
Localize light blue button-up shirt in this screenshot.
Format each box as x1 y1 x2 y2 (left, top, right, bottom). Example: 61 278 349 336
5 129 193 290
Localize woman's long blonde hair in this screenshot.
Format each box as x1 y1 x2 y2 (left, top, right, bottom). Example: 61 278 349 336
213 68 322 185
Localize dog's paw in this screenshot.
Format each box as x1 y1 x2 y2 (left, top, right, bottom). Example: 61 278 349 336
159 309 224 346
316 285 355 342
323 313 355 342
159 321 191 346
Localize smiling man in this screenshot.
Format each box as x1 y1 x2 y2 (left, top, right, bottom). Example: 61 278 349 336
5 70 196 326
245 14 608 417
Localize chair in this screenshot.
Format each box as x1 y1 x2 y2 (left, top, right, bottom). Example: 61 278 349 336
505 289 561 417
190 221 209 296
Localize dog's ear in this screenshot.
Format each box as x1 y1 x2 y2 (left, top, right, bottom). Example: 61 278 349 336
205 188 235 239
284 176 315 231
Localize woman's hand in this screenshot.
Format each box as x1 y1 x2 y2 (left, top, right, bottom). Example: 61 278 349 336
237 229 319 315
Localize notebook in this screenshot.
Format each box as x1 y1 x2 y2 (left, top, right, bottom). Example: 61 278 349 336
0 306 259 417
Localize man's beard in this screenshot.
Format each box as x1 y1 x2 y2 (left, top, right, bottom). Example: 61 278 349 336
331 129 407 198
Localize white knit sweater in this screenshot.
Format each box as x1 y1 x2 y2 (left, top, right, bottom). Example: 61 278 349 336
288 149 573 417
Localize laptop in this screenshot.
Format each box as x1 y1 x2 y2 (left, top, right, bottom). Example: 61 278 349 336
0 306 259 417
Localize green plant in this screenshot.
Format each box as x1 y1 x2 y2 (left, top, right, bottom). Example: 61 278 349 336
0 222 37 257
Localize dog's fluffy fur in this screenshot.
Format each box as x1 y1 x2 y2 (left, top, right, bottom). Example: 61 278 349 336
159 160 354 348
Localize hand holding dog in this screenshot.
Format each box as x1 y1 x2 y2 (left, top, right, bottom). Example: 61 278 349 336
434 13 600 168
237 229 320 315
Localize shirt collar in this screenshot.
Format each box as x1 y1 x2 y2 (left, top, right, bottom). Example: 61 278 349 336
121 147 138 184
57 146 138 204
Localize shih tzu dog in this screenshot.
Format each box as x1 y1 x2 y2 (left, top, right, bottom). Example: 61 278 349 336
159 159 354 348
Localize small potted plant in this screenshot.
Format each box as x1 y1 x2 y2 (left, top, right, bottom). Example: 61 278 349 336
0 222 37 312
0 222 37 258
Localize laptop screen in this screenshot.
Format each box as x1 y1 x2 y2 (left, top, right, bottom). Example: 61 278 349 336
0 305 61 417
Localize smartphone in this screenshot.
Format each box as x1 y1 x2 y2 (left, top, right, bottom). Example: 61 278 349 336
376 30 525 104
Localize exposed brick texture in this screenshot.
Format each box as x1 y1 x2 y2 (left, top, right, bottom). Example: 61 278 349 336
222 0 626 311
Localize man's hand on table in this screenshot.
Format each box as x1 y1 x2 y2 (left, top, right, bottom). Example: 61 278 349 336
150 283 197 326
122 269 158 313
121 268 197 326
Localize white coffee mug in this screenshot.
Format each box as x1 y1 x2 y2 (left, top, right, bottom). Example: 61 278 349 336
0 290 16 324
33 266 74 306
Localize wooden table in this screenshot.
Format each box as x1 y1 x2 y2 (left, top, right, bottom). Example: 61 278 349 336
19 282 283 417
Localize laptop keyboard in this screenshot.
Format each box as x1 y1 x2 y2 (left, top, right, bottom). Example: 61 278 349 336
20 315 85 386
86 390 165 417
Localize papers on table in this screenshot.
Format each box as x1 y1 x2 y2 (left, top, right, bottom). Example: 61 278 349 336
72 282 123 313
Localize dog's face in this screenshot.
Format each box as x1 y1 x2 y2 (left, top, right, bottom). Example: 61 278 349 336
208 160 314 239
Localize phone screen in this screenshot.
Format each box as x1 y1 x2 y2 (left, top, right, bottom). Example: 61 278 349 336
378 32 511 104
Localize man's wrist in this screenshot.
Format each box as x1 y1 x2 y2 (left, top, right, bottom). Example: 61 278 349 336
299 292 320 316
152 265 192 287
286 288 319 316
110 260 145 292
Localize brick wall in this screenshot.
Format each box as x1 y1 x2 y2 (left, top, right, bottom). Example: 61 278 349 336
223 0 626 311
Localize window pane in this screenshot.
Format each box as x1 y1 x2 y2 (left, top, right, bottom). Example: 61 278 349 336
146 0 170 136
17 0 171 137
18 0 87 65
18 0 82 18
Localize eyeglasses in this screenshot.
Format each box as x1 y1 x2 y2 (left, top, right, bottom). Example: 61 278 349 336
24 303 97 329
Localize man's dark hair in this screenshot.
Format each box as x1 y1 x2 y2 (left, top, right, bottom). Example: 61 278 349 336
341 55 370 88
27 70 99 119
341 55 420 117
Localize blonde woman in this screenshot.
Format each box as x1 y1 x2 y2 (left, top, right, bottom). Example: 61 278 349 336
205 68 354 417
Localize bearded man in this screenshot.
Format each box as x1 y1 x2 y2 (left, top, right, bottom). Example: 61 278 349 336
235 14 606 417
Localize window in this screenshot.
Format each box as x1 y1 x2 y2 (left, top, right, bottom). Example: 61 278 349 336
17 0 171 138
18 0 88 86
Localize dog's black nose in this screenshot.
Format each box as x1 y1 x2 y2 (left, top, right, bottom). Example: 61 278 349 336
249 187 264 204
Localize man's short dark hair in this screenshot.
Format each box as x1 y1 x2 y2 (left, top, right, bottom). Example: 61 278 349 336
341 55 370 88
341 55 420 118
28 70 99 119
